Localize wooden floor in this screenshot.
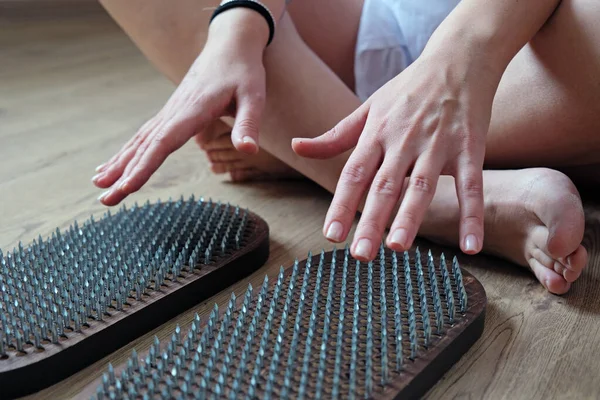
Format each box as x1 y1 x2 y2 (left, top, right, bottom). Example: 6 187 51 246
2 12 600 400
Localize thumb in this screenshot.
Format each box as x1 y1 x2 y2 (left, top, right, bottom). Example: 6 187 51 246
231 88 265 154
292 104 369 159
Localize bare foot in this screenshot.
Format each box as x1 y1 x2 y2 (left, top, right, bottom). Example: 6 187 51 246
196 131 303 182
421 168 587 295
194 124 586 294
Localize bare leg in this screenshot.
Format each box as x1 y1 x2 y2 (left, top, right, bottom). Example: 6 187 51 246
100 0 600 176
99 0 595 293
254 12 590 294
194 118 304 182
99 0 361 183
484 0 600 168
99 0 361 89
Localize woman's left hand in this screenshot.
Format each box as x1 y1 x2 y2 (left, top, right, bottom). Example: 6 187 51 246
292 50 498 261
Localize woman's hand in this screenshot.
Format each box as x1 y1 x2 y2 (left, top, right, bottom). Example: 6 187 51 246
92 10 269 206
293 0 560 261
293 49 499 261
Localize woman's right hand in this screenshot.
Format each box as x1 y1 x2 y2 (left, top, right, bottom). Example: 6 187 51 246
92 9 270 206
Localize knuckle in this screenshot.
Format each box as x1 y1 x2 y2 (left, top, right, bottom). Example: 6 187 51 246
371 118 390 135
462 214 483 225
328 202 356 219
151 128 173 149
151 131 165 144
235 118 260 133
459 128 482 149
152 128 167 143
440 96 459 112
460 176 483 197
372 175 398 197
340 164 369 185
325 124 346 142
189 91 213 109
409 174 434 194
399 208 420 225
461 136 479 152
135 119 158 142
357 219 383 235
130 134 145 150
244 89 266 104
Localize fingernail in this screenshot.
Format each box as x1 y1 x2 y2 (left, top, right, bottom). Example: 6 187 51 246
543 278 551 290
91 174 100 183
95 164 105 172
119 180 130 193
325 221 344 242
242 136 256 146
355 238 372 260
566 255 572 267
465 234 478 252
390 228 409 249
98 191 109 201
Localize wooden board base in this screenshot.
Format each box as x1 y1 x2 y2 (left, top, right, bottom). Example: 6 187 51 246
0 202 270 399
79 247 486 399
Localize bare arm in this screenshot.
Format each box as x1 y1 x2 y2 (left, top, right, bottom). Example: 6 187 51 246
99 0 286 83
94 0 290 205
292 0 563 259
424 0 561 81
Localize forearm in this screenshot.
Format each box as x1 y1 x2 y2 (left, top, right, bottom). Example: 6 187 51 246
99 0 287 83
208 0 288 49
424 0 561 80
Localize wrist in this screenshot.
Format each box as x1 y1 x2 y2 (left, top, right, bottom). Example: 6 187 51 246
208 7 271 50
421 26 507 92
423 16 514 84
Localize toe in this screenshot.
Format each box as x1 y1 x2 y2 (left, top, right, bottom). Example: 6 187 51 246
562 245 588 282
201 134 236 151
208 150 243 163
546 274 571 295
194 119 232 149
566 245 588 272
538 173 585 258
229 168 265 182
194 134 207 149
529 257 571 294
563 269 581 283
211 161 248 174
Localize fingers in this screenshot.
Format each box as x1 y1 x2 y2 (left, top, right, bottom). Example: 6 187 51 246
351 154 410 260
292 104 369 159
231 87 265 154
92 119 160 186
455 155 485 254
386 153 444 252
99 116 205 206
94 131 144 175
92 144 140 189
323 140 382 246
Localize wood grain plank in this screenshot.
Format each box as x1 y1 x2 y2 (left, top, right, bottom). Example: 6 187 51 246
0 0 103 20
